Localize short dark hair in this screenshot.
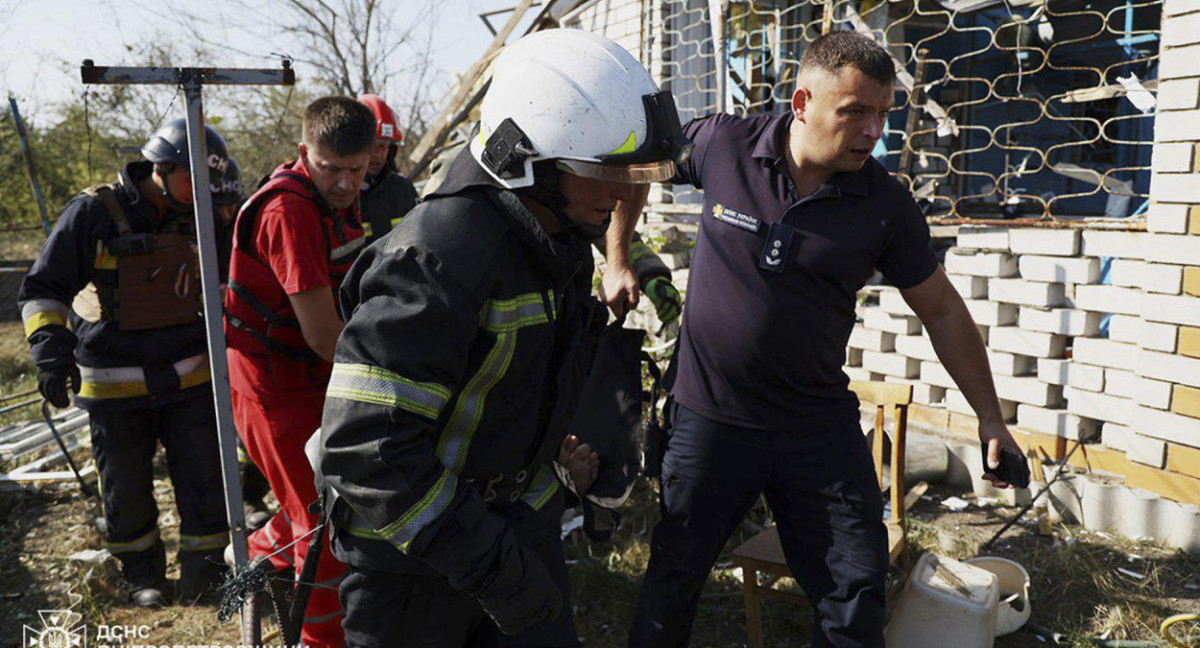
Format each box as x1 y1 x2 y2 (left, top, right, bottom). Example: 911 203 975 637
302 96 376 156
798 32 896 85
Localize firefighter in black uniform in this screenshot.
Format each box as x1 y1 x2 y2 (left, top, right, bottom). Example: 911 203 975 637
318 30 690 647
357 93 420 244
19 119 235 607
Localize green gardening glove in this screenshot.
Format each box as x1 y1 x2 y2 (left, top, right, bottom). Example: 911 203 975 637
643 275 681 327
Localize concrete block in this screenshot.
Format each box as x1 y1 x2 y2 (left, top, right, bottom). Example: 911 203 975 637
1073 285 1144 316
863 308 922 335
1019 307 1101 336
987 278 1067 307
1152 142 1197 173
1183 326 1200 358
846 347 864 367
1135 376 1176 410
861 350 920 378
1160 44 1200 80
1162 11 1200 48
1139 233 1200 266
1080 230 1145 259
1147 203 1194 234
947 388 1017 420
988 350 1035 376
1134 405 1200 445
1108 315 1142 344
944 249 1018 278
1137 348 1200 389
1105 369 1139 400
844 366 874 382
964 299 1018 326
955 226 1010 251
1009 228 1080 256
878 289 916 316
1136 262 1185 295
920 361 956 389
1140 320 1179 353
988 326 1067 358
1038 358 1105 392
1017 404 1099 440
1142 293 1200 327
1074 338 1139 372
994 374 1063 407
1155 111 1200 143
1017 255 1100 284
849 325 896 351
1167 443 1200 479
895 334 938 362
1175 383 1200 419
1109 259 1144 288
947 273 988 299
912 383 947 405
1186 267 1200 296
1127 434 1168 468
1065 386 1135 426
1101 423 1134 452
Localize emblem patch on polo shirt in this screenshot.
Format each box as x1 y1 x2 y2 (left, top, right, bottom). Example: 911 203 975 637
711 203 761 233
758 222 796 273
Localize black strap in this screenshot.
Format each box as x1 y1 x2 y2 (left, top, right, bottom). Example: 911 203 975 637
85 184 133 236
228 281 302 330
225 311 322 363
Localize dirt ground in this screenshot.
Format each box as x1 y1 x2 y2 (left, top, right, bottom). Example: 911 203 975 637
3 455 1198 648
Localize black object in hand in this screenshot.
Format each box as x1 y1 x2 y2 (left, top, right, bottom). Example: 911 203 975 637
981 443 1031 489
37 364 80 409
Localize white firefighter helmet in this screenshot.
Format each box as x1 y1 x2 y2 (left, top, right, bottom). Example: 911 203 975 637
470 29 692 189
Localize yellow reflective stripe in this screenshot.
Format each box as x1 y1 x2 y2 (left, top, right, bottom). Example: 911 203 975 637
327 363 451 420
179 531 228 552
522 464 560 512
389 216 405 227
606 130 638 155
79 361 211 400
363 222 374 238
21 299 69 337
437 331 518 473
94 242 118 270
107 528 160 554
478 291 555 333
376 468 458 552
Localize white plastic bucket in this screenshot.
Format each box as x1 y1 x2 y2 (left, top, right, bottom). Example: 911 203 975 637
966 556 1032 636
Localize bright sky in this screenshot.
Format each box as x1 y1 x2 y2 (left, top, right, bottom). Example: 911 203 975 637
0 0 533 120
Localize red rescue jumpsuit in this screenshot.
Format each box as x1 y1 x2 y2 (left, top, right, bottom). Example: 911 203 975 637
225 159 365 648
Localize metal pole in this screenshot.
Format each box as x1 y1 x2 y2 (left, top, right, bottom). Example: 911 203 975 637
707 0 727 114
8 96 53 237
180 76 251 570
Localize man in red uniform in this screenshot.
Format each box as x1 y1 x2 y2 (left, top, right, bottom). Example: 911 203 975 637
224 96 375 648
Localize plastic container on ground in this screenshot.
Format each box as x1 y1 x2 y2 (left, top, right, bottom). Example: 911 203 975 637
884 553 999 648
965 556 1032 636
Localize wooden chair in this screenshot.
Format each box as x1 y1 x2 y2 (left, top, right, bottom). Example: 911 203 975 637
730 381 913 648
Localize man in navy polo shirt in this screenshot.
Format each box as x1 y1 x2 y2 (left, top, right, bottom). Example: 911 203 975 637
619 32 1023 648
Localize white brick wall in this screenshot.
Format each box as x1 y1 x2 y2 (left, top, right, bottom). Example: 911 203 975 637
1101 423 1134 452
1127 434 1168 468
947 273 989 299
1017 404 1098 440
895 334 938 362
878 289 916 316
947 388 1016 419
1138 321 1179 352
1162 8 1200 48
1150 170 1200 200
1147 203 1194 234
1130 261 1184 294
861 350 920 378
920 361 956 389
1074 338 1139 372
1073 285 1143 316
1018 307 1100 336
1107 314 1142 344
956 227 1010 251
1008 228 1081 256
964 299 1018 326
944 250 1018 277
1136 348 1200 389
849 325 896 352
1138 233 1200 265
1105 369 1139 400
987 350 1035 376
1151 142 1197 173
1133 376 1175 410
863 308 922 335
1134 406 1200 446
994 374 1063 407
1065 386 1135 426
1157 78 1200 111
1039 358 1105 392
989 326 1067 357
1017 255 1101 284
1080 230 1145 259
988 278 1067 308
1142 293 1200 327
1160 44 1200 80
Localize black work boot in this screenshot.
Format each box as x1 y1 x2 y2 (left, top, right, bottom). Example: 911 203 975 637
120 540 169 607
179 550 230 605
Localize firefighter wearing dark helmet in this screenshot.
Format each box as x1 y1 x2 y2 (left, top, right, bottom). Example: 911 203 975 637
18 118 235 607
357 93 419 243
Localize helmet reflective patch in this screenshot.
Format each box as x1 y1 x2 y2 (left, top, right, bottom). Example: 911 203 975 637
381 124 394 138
606 131 638 156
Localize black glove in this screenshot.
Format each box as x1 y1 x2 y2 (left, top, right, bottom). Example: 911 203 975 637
38 363 80 408
474 540 563 636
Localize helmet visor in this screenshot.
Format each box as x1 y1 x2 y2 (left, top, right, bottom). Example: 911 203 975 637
556 158 676 184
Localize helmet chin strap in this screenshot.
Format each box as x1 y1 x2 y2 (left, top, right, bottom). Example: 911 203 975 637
525 161 610 243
